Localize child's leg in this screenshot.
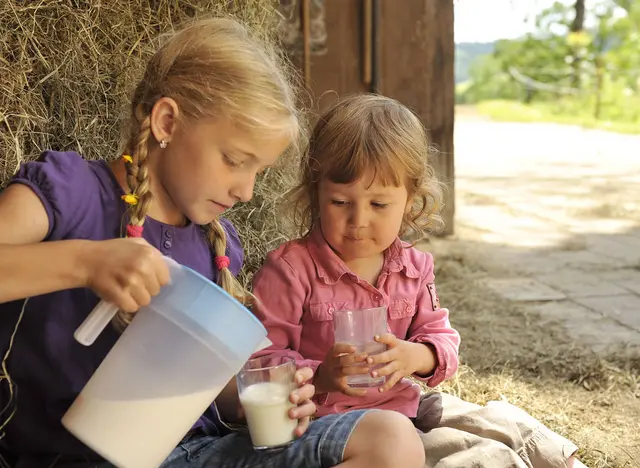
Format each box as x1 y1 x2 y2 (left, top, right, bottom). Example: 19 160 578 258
154 409 424 468
337 410 425 468
416 392 579 468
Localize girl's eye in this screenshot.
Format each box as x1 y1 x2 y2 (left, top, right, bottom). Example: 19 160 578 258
223 154 241 167
331 200 348 206
372 202 389 209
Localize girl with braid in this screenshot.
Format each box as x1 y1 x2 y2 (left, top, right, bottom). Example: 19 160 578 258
0 18 424 468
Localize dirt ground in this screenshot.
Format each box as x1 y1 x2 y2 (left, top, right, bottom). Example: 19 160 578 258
422 236 639 468
426 110 640 467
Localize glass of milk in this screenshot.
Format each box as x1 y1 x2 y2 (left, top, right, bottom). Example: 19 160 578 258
236 356 297 451
333 307 388 388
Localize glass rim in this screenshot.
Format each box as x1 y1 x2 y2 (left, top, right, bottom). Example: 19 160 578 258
240 355 296 373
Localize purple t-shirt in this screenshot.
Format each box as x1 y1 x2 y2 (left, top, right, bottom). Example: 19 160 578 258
0 151 244 459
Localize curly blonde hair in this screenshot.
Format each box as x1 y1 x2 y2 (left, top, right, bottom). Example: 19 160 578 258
117 17 300 328
288 93 444 242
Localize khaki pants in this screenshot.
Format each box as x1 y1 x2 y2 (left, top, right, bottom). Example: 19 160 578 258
415 393 578 468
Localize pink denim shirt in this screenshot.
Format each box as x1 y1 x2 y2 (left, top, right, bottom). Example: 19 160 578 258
251 228 460 418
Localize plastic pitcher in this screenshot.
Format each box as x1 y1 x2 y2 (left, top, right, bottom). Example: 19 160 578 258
62 258 269 468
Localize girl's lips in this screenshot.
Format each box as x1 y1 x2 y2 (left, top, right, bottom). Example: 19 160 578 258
211 200 232 210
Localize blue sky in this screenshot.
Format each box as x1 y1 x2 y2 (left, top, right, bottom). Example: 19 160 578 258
454 0 577 43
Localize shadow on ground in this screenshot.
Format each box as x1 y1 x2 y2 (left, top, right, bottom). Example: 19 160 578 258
423 224 640 468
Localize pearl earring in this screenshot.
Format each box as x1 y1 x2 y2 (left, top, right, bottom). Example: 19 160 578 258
159 140 167 149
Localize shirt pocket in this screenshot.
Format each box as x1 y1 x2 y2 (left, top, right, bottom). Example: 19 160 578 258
309 301 353 322
389 297 417 320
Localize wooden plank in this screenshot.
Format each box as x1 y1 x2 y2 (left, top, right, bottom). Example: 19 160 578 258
362 0 372 87
306 0 367 113
378 0 455 235
301 0 311 87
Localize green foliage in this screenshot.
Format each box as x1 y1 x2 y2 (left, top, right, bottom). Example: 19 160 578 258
458 0 640 130
455 42 494 84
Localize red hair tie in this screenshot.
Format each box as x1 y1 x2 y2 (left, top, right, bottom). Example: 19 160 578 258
126 225 144 238
215 256 230 270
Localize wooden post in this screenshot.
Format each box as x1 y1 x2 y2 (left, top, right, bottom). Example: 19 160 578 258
378 0 455 235
301 0 311 87
362 0 372 88
305 0 367 113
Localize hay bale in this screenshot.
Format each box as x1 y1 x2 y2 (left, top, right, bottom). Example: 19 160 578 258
0 0 298 279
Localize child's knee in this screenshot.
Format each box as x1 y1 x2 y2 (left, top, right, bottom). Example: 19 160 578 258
346 410 424 468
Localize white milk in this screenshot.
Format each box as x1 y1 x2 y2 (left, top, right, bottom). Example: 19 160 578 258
239 382 296 448
62 388 221 468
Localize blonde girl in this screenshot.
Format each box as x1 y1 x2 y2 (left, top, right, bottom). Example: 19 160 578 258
0 21 422 468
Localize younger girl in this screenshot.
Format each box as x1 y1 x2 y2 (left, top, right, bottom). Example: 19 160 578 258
252 94 586 468
0 20 424 468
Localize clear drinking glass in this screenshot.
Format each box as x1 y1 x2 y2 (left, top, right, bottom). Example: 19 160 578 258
333 307 388 388
236 355 297 451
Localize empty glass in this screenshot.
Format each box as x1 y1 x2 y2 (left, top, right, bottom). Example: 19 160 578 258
333 307 388 387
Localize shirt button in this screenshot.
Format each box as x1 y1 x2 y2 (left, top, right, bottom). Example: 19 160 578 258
373 294 382 301
165 230 173 239
328 306 335 313
163 240 172 249
406 306 412 313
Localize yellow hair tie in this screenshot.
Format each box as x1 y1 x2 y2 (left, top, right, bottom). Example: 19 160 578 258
122 154 133 164
121 194 139 206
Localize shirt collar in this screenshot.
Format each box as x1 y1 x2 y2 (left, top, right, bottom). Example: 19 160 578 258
305 227 421 285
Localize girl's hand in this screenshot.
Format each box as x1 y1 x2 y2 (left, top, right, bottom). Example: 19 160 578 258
288 367 318 437
313 343 371 397
82 237 170 313
366 334 437 393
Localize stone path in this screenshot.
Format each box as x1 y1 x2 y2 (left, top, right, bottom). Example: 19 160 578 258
451 111 640 354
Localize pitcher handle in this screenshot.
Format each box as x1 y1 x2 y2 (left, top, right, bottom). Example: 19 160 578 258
74 256 181 346
74 300 119 346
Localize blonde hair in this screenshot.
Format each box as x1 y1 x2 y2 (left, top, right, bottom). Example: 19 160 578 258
289 93 444 241
117 17 300 328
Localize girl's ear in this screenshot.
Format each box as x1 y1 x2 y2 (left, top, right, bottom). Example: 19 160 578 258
150 97 180 145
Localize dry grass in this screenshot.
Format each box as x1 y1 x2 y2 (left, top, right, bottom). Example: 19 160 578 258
227 164 299 285
423 239 640 468
0 0 296 279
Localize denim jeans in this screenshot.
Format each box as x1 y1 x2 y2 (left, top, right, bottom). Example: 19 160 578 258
13 410 370 468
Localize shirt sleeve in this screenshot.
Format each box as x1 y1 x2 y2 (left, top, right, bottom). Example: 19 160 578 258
218 217 244 277
250 251 322 373
8 151 100 241
407 252 460 387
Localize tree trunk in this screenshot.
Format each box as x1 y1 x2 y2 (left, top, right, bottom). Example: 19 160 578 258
570 0 586 88
594 56 603 120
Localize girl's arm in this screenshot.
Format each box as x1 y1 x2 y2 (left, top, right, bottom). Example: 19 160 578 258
406 253 461 387
0 184 91 302
0 184 169 311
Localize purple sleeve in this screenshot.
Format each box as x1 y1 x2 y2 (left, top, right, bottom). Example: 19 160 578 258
8 151 99 241
219 217 244 277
